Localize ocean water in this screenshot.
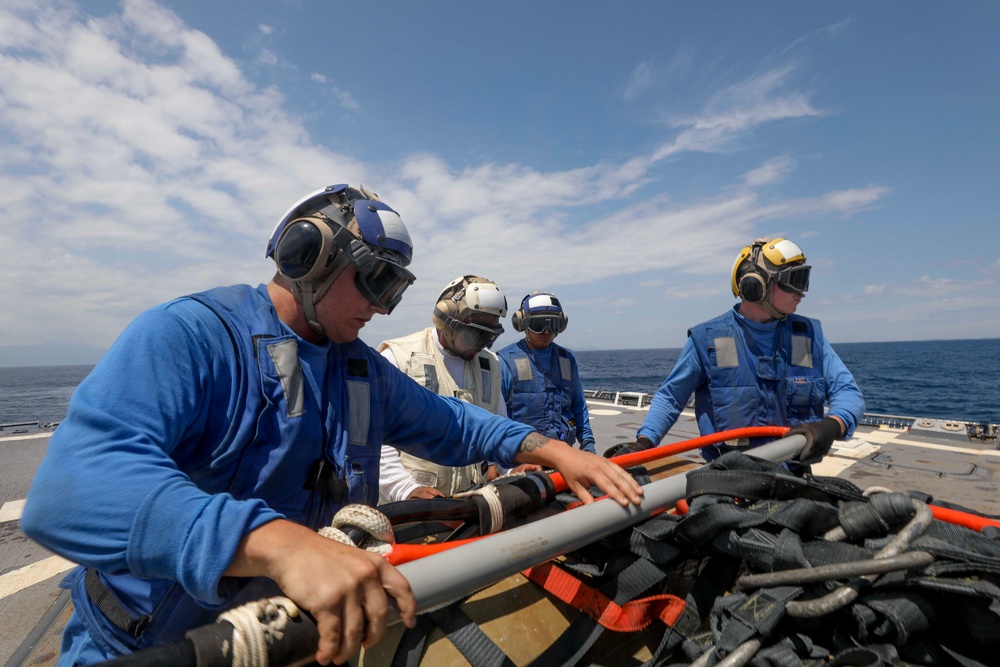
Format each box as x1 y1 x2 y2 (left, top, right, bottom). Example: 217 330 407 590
0 364 94 426
1 339 997 427
574 338 1000 425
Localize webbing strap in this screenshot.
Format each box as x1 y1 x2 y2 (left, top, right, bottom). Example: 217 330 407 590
522 561 686 632
391 614 436 667
525 614 602 667
390 604 516 667
84 569 150 637
711 585 803 653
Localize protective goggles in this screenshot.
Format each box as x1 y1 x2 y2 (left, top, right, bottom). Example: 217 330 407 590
524 314 566 335
273 218 414 312
452 320 505 352
773 264 811 294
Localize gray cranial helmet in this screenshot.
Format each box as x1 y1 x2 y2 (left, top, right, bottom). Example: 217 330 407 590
432 275 507 358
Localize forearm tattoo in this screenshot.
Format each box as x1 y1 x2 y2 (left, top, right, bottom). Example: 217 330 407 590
519 432 548 454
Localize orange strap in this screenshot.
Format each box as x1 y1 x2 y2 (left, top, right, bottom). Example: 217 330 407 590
522 561 686 633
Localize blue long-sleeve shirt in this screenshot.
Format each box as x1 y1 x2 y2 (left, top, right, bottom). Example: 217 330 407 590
22 286 534 609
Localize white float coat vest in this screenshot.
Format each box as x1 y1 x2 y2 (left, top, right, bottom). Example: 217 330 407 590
379 327 503 496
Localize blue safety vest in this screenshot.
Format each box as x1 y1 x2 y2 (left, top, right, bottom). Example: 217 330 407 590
688 309 826 437
499 341 580 445
68 284 384 654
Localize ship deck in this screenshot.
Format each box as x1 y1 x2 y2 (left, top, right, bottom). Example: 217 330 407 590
2 401 999 665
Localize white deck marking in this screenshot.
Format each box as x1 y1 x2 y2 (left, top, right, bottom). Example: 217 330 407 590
0 556 75 600
0 499 26 523
0 432 52 442
858 432 1000 458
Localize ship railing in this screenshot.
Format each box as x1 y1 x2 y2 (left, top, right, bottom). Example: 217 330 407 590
0 420 39 430
583 389 653 408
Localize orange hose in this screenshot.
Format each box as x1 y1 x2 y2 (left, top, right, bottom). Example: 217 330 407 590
930 505 1000 532
385 425 789 566
547 426 789 492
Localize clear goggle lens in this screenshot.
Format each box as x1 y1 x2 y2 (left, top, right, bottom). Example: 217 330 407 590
525 315 564 335
774 265 811 294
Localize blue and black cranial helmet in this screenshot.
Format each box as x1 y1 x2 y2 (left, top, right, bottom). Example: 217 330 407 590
511 291 568 335
267 184 415 336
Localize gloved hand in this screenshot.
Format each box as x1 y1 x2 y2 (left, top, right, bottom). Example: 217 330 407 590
788 417 842 464
602 435 655 459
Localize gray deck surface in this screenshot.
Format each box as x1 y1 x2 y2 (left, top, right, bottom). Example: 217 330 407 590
2 403 999 666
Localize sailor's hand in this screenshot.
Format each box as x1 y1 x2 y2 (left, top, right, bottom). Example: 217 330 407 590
603 435 655 458
226 520 417 665
787 417 844 465
515 433 643 507
407 486 444 499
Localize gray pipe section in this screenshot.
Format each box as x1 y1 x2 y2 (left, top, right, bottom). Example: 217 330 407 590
397 434 806 614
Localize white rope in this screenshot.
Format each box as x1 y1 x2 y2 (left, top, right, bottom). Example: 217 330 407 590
454 483 504 533
218 596 299 667
217 506 396 666
326 504 395 555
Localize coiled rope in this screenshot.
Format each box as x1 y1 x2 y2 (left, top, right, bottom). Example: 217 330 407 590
217 505 396 666
217 597 300 667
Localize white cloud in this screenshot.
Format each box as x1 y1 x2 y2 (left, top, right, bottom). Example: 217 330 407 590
0 0 367 347
624 60 654 100
258 23 273 35
331 86 360 111
651 63 823 162
743 155 795 187
257 49 278 66
0 1 906 353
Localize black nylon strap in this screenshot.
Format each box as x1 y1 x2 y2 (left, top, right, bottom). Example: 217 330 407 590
84 569 150 637
391 614 437 667
429 605 515 667
391 602 515 667
526 615 602 667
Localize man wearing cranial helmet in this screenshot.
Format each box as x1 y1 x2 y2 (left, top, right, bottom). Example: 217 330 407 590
498 291 598 455
378 275 542 502
633 237 864 471
22 184 644 667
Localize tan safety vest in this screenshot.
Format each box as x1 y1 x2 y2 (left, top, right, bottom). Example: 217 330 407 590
379 327 503 496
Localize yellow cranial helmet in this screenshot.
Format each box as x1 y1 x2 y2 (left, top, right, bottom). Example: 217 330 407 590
731 237 810 302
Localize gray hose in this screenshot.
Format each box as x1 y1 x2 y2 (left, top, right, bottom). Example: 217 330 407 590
786 500 933 618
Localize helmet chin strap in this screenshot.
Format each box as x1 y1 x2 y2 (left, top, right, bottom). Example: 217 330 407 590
760 282 788 322
291 266 346 339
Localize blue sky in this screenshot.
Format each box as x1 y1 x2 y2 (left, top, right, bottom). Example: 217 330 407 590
1 0 998 365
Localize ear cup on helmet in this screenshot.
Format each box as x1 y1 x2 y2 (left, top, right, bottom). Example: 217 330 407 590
273 218 342 283
432 299 459 331
511 309 526 332
738 272 767 303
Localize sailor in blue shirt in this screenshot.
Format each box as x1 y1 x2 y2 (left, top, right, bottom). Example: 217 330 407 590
635 237 865 467
21 185 643 667
498 292 597 454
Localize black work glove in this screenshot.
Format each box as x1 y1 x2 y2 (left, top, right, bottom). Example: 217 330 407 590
603 435 655 459
787 417 842 465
